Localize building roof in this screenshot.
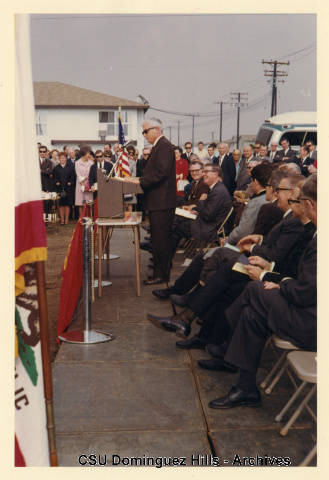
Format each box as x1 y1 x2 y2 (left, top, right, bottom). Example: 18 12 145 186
34 81 148 110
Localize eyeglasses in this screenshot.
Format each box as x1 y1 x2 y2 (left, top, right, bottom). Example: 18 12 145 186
185 146 192 150
274 187 293 193
104 154 111 157
190 169 202 173
142 127 157 135
95 155 103 159
288 198 301 205
265 183 273 187
204 169 215 174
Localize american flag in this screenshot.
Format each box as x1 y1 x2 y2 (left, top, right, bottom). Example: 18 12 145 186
115 147 131 177
115 107 130 177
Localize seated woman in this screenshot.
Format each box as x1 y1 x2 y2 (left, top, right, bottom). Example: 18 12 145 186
54 152 75 225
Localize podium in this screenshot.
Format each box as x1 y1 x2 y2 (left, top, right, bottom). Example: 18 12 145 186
96 170 143 297
97 170 142 218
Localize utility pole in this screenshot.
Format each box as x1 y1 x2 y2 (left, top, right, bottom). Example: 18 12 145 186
230 92 248 149
177 121 180 146
262 59 289 116
192 115 195 151
214 100 229 142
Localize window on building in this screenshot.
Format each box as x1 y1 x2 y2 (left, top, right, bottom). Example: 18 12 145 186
99 110 130 138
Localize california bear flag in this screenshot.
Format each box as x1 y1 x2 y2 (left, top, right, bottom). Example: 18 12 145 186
15 14 49 466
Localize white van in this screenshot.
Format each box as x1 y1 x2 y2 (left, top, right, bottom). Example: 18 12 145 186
255 111 317 151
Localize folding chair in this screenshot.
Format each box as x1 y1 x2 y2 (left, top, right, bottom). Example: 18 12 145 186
260 334 299 394
275 351 317 437
181 206 234 264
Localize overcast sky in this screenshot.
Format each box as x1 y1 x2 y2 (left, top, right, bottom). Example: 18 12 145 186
30 13 316 145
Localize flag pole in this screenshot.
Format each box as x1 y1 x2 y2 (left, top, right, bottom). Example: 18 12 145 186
35 261 58 466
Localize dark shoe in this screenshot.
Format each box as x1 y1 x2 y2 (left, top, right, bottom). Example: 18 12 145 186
147 313 191 338
140 242 152 252
198 358 238 372
142 225 150 233
143 277 168 286
144 236 151 242
206 343 225 359
209 386 261 409
170 293 189 308
176 335 205 350
152 287 174 300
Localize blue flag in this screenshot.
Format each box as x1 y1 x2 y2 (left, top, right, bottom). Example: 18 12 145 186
118 109 125 146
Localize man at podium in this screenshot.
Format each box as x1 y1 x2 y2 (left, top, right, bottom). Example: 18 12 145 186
123 118 176 285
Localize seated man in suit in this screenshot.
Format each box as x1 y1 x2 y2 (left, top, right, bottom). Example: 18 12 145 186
88 150 113 198
148 172 305 338
168 164 232 264
182 160 210 205
187 177 315 360
208 173 317 409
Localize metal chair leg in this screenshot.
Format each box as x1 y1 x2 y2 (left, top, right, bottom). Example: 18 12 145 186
275 381 307 422
299 444 317 466
280 384 317 436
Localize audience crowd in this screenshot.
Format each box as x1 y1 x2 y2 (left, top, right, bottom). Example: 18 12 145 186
39 134 317 418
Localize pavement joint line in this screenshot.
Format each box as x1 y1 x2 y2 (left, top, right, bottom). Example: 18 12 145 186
56 428 207 436
186 350 216 455
208 424 314 433
53 361 189 367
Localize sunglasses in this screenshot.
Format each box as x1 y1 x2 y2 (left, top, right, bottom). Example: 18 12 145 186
95 155 103 159
40 150 47 154
142 127 157 135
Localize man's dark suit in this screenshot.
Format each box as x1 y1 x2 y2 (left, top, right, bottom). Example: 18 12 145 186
300 156 315 177
177 211 304 322
184 178 209 205
224 235 317 374
88 161 113 199
235 157 251 191
213 153 236 195
181 152 192 163
191 181 232 241
169 181 232 265
275 147 297 163
140 136 176 280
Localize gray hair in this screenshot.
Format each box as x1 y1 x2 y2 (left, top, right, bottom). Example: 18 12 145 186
145 117 163 131
279 162 301 174
301 173 317 202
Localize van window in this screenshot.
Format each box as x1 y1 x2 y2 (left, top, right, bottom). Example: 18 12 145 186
304 132 317 145
280 131 307 146
256 128 273 145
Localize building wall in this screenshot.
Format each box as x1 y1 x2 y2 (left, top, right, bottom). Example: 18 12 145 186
35 107 145 153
